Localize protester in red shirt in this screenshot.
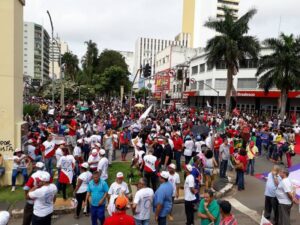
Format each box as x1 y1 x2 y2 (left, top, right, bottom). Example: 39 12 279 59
103 195 135 225
234 149 248 191
219 200 238 225
172 132 183 172
213 134 223 163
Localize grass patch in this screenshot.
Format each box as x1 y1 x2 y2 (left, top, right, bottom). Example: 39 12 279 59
0 186 24 205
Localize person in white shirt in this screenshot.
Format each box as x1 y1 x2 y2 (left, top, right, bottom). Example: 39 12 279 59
143 150 158 191
107 172 130 216
88 149 100 172
0 211 10 225
12 148 28 192
97 149 109 181
167 163 180 221
28 172 57 225
184 135 195 164
184 164 196 225
73 162 92 218
195 136 205 154
275 167 299 225
131 178 154 225
73 139 83 179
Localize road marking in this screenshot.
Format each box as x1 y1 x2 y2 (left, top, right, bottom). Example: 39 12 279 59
223 197 261 224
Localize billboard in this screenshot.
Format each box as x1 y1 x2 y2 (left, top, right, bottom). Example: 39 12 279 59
154 75 170 92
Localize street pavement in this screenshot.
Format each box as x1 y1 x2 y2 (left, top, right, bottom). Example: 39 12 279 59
8 153 300 225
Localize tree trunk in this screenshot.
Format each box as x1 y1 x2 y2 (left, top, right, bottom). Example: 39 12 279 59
279 88 288 120
225 68 233 119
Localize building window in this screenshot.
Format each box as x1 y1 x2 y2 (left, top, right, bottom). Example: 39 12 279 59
198 80 204 90
190 81 197 90
207 63 214 71
191 65 198 75
215 79 227 90
240 59 258 69
216 60 227 69
205 79 212 90
237 78 257 89
199 63 205 73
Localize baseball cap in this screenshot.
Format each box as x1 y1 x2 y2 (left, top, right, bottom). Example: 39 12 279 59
14 148 22 153
158 171 169 179
95 143 101 148
115 195 128 209
35 162 45 169
185 164 193 172
116 172 124 178
168 163 176 170
39 171 50 182
99 149 106 155
0 211 10 225
77 139 83 144
91 149 98 155
80 162 89 169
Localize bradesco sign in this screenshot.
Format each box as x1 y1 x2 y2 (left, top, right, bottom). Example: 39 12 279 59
237 91 300 98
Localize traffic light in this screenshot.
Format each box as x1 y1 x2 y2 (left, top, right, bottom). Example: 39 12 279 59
186 78 190 86
165 94 171 103
143 63 151 77
177 69 183 80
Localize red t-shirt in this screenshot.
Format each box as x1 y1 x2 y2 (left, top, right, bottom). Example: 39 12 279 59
103 211 135 225
214 137 223 151
173 137 183 152
69 119 77 136
236 154 248 172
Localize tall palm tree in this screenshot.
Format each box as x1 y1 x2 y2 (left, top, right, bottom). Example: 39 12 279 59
61 52 79 81
205 8 260 118
256 33 300 119
81 40 99 84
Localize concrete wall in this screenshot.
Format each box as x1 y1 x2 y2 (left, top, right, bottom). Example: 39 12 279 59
0 0 25 185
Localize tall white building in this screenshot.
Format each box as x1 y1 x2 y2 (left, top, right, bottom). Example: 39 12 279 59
133 35 190 89
49 37 69 79
182 0 240 48
23 22 50 84
118 51 134 74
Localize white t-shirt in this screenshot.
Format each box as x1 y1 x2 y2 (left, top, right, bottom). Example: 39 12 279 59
13 154 27 169
133 187 154 220
27 145 37 161
168 173 180 197
107 181 130 215
55 148 63 167
195 141 205 153
137 150 145 164
91 135 101 145
143 155 157 172
275 177 293 205
97 157 108 180
42 140 56 158
184 174 196 201
29 184 57 217
57 155 75 183
184 140 194 156
73 146 82 158
88 155 100 169
77 171 92 193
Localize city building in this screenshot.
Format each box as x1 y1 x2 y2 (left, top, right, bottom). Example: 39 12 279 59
133 35 190 89
23 22 50 85
49 37 69 79
183 48 300 115
182 0 240 47
118 50 134 74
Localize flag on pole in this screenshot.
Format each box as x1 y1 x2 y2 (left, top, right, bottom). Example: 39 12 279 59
138 104 153 122
206 101 212 108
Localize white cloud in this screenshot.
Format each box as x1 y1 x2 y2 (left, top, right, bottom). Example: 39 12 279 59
24 0 300 60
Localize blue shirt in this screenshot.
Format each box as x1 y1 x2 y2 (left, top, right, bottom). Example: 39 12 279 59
153 181 173 217
265 172 281 197
87 179 109 206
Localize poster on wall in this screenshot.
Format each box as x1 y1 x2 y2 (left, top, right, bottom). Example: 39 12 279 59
155 75 170 92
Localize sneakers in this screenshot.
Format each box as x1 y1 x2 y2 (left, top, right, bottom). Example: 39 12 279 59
168 215 174 221
11 186 16 192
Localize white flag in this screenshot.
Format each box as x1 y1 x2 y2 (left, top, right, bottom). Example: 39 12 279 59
138 105 153 122
206 101 212 108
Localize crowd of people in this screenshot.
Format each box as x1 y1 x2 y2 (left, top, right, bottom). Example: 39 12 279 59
4 98 300 225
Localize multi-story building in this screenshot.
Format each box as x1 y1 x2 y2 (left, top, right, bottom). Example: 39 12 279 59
49 37 69 79
182 48 300 115
118 51 134 74
182 0 240 47
23 22 50 85
133 35 190 89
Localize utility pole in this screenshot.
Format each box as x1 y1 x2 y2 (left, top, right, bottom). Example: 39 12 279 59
129 68 142 115
47 10 55 106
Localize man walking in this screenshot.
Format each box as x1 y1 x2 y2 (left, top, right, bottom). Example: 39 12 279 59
184 164 197 225
153 171 173 225
85 171 109 225
219 138 230 178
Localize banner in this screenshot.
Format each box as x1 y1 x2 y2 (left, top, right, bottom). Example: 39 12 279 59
138 105 153 122
155 75 170 92
260 212 273 225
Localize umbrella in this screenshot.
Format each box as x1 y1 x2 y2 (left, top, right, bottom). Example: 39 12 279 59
134 103 145 108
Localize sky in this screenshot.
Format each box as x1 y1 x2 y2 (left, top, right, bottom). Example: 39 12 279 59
24 0 300 60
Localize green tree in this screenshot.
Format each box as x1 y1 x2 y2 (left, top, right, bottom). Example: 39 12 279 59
61 52 80 81
256 33 300 119
135 87 151 100
97 50 129 74
204 8 260 117
81 40 99 84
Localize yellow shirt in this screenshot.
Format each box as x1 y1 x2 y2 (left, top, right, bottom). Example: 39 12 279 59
246 146 258 159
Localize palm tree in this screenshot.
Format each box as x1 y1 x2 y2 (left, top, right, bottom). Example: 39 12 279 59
61 52 79 81
81 40 99 84
205 8 260 118
256 33 300 119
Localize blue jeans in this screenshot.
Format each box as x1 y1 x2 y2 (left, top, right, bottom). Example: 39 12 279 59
135 219 150 225
91 205 105 225
12 168 28 186
157 216 167 225
246 159 255 175
44 157 53 176
174 151 182 171
120 144 129 154
220 160 228 178
236 170 245 190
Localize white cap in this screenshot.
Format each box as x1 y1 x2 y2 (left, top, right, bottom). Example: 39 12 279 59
91 149 98 155
116 172 124 178
159 171 169 179
99 149 106 155
77 139 83 144
80 162 89 169
95 143 101 148
35 162 44 169
0 211 10 225
14 148 22 153
185 164 193 172
39 171 50 182
27 139 33 144
168 163 176 170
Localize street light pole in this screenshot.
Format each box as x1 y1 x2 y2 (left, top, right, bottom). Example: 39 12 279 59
129 68 141 115
47 10 55 107
199 80 220 115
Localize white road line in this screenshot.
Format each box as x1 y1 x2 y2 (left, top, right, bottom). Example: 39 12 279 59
223 197 261 224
